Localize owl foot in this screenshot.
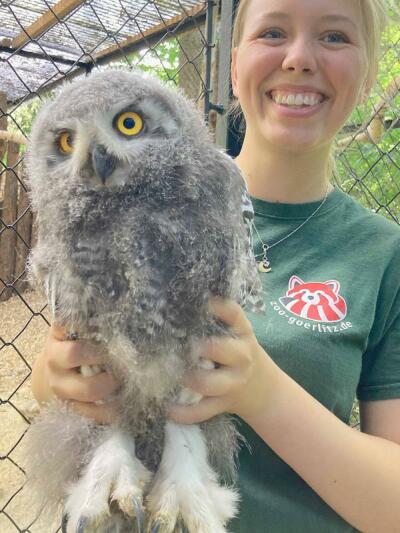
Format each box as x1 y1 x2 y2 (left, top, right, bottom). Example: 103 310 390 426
62 512 69 533
64 430 151 533
150 521 160 533
149 520 187 533
131 495 146 532
146 421 238 533
147 477 237 533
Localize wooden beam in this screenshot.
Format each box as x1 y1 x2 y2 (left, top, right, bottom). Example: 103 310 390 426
337 74 400 148
0 131 27 145
15 166 33 294
11 0 86 49
95 3 206 62
8 2 207 106
0 91 7 162
0 142 19 302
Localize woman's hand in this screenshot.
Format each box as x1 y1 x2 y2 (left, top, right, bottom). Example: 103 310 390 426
31 324 120 424
168 296 280 425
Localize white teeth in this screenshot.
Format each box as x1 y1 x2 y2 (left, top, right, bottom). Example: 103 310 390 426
270 91 324 106
295 94 304 105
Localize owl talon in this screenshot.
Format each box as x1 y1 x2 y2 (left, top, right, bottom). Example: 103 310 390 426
176 519 187 533
131 496 144 532
61 512 69 533
76 515 88 533
150 520 161 533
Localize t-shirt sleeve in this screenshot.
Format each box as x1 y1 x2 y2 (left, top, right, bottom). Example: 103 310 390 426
357 253 400 401
357 312 400 401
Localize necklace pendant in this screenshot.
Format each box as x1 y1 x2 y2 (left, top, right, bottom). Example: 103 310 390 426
258 259 272 273
252 183 330 275
258 244 272 273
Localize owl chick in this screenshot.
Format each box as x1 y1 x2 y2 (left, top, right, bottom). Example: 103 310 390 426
25 68 265 533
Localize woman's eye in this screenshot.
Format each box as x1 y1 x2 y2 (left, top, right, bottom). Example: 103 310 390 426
261 29 285 40
322 32 348 44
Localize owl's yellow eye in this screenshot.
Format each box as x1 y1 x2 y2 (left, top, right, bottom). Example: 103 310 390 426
58 131 74 154
115 111 143 136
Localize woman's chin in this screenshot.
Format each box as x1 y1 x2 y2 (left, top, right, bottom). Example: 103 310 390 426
257 121 336 153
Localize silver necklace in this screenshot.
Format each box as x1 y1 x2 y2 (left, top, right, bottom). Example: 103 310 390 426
252 184 331 273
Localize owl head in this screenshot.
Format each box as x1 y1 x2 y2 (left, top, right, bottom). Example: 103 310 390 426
26 68 211 212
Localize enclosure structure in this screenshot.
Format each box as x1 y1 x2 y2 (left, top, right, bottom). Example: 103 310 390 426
0 1 399 532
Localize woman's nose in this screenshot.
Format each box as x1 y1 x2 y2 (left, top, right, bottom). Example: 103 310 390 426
281 38 318 73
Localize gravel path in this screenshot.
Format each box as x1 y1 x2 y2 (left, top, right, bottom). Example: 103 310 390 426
0 290 60 532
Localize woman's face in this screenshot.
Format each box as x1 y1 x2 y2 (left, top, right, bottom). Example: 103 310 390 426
231 0 368 152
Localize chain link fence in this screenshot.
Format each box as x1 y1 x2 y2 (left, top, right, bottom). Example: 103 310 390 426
316 4 400 431
0 1 399 531
333 9 400 224
0 1 212 531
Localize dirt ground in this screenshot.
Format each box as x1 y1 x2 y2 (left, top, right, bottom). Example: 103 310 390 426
0 289 61 532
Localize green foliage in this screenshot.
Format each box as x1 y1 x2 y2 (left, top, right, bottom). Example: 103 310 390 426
335 20 400 221
8 38 181 144
5 20 400 226
336 128 400 222
125 39 180 86
10 99 41 138
8 98 41 137
8 94 54 157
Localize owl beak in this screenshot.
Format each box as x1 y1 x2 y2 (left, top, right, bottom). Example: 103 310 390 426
92 144 117 184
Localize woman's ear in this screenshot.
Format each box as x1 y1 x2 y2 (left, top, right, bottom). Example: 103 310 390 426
231 47 239 98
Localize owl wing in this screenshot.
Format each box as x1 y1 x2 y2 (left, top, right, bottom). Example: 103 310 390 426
218 151 266 314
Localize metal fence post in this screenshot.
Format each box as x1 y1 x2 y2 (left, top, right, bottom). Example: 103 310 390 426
204 0 215 125
214 0 235 151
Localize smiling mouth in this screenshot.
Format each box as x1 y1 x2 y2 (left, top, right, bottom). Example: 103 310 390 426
267 91 328 107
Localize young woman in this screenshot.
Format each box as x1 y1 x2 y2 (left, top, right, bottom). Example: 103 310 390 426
32 1 400 531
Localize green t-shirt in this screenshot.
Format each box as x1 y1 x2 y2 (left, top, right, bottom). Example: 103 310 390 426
230 186 400 533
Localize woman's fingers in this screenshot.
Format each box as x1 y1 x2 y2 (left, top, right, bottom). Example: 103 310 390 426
209 296 253 336
50 370 119 403
50 340 107 370
168 396 224 425
47 325 108 370
34 324 121 426
50 323 98 341
68 399 120 425
200 336 250 367
183 366 241 397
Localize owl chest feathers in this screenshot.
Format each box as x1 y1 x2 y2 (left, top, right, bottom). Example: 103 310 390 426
56 189 237 345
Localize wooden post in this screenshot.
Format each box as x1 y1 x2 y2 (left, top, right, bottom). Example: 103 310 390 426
0 91 8 299
178 26 205 104
215 0 235 151
15 165 33 293
0 92 7 164
0 141 19 301
208 2 220 141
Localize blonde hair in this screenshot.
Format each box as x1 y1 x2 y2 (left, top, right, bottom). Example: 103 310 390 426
228 0 389 172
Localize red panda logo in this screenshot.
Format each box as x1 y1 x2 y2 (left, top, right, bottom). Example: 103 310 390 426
279 276 347 323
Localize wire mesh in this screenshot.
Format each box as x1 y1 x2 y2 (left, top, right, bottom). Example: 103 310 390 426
0 0 398 531
333 9 400 222
0 1 210 531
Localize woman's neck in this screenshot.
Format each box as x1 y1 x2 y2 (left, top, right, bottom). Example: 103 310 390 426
235 136 333 204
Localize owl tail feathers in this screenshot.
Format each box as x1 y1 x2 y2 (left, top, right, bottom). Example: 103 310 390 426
22 402 100 524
